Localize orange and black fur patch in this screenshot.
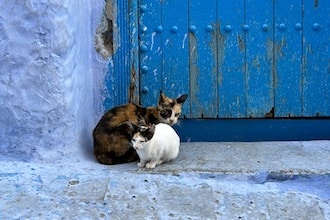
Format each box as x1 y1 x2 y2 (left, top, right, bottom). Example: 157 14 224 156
93 91 188 165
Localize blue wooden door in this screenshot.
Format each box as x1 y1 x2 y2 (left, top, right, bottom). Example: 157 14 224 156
138 0 330 119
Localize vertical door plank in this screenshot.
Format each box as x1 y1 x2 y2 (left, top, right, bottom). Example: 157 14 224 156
303 0 330 116
105 0 131 107
139 0 163 106
245 0 274 118
217 0 246 118
274 0 303 117
189 0 218 118
162 0 190 117
129 0 140 104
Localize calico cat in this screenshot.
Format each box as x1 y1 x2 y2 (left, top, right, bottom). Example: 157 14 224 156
93 91 188 165
131 123 180 169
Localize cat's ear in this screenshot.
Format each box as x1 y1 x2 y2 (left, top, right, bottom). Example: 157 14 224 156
158 90 166 105
137 115 146 126
145 124 156 140
176 94 188 104
130 122 140 132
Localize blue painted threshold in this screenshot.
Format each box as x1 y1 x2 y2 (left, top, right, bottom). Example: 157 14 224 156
174 119 330 142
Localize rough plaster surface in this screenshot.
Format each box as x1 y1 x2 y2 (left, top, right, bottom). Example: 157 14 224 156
0 0 106 161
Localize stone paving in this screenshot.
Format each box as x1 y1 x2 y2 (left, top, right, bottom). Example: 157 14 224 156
0 141 329 219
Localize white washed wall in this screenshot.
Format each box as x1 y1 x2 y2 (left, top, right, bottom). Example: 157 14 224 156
0 0 106 161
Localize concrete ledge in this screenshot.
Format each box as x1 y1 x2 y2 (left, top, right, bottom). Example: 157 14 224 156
153 141 330 175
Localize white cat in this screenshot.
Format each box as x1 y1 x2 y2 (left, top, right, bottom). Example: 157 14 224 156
131 123 180 169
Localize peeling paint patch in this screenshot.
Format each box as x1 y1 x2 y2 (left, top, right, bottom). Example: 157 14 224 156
95 0 119 59
189 33 199 111
217 28 225 86
182 33 188 49
266 39 274 62
150 32 156 50
129 67 138 104
237 34 245 52
275 37 287 58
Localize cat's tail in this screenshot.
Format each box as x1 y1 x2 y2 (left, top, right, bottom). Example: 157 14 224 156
95 148 139 165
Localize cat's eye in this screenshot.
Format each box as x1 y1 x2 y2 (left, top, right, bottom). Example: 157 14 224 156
132 138 136 142
160 109 172 118
175 113 181 117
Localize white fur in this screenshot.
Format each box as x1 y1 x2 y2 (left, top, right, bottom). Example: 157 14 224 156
132 123 180 169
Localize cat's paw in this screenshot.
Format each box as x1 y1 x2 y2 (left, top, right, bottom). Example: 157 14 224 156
145 162 156 169
137 162 146 167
